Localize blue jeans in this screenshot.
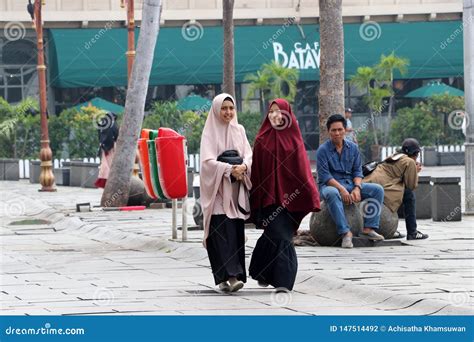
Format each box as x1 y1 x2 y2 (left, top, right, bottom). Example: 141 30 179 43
402 188 417 235
320 183 384 235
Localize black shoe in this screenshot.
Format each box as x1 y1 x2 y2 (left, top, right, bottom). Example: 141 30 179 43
407 231 429 240
392 231 406 239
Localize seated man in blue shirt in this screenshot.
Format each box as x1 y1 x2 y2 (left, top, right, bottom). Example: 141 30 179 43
316 114 385 248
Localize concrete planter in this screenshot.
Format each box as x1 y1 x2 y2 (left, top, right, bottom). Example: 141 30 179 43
29 160 41 183
431 177 461 221
0 158 20 181
415 176 432 219
53 168 70 186
69 161 99 188
423 147 438 166
438 152 464 166
187 167 194 197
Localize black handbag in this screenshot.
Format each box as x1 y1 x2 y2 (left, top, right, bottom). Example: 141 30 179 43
217 150 243 182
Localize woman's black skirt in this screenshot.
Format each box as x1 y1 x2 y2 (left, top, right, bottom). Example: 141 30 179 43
249 205 298 291
206 214 246 285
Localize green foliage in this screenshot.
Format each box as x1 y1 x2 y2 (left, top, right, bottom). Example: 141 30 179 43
244 61 299 105
375 52 409 83
238 111 263 145
390 99 447 146
0 97 40 159
143 101 207 154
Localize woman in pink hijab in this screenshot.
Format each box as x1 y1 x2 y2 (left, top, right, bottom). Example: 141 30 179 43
200 93 252 293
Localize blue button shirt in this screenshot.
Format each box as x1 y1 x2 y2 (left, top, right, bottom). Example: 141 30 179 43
316 138 363 190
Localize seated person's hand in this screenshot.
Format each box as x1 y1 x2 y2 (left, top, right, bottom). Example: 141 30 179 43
351 187 361 203
339 187 352 205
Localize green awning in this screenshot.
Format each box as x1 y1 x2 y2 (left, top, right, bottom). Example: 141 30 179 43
48 21 463 88
72 97 125 113
177 94 212 111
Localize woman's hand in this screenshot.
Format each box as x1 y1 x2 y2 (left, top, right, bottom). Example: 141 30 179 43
231 164 247 181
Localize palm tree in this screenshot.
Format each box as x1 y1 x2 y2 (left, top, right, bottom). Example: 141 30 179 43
265 61 299 102
350 66 380 145
318 0 345 143
244 70 271 113
244 61 299 113
222 0 235 97
101 0 163 207
375 52 409 144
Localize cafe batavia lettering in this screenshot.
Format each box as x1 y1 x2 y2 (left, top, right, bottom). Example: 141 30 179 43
272 42 321 70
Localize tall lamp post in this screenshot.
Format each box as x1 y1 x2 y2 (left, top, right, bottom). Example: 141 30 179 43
122 0 135 80
31 0 56 191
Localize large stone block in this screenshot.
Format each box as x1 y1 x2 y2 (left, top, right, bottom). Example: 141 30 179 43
309 201 363 246
310 201 398 246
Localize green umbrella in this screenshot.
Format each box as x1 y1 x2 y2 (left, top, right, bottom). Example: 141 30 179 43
73 97 125 114
405 81 464 98
177 94 211 112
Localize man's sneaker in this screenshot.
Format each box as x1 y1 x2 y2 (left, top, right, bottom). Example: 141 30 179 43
218 281 231 292
407 231 429 240
359 230 385 241
341 233 353 248
392 231 406 239
258 280 269 288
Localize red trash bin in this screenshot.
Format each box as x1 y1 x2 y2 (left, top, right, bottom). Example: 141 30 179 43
156 128 188 199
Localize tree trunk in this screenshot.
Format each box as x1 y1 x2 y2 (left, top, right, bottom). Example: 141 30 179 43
318 0 345 144
222 0 235 98
100 0 162 207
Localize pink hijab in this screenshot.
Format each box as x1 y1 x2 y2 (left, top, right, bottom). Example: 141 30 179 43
200 93 252 244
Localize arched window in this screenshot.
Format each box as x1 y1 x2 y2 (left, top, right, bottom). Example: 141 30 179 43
0 38 37 103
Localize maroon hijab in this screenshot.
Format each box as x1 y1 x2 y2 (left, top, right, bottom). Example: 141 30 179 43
250 98 320 227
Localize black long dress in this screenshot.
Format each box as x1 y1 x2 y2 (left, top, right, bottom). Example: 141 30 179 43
206 214 246 285
249 205 299 291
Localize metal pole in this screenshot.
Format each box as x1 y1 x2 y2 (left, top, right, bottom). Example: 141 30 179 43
464 0 474 214
34 0 56 192
181 197 188 241
172 199 178 239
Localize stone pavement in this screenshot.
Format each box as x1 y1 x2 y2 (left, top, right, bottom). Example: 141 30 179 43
1 166 473 316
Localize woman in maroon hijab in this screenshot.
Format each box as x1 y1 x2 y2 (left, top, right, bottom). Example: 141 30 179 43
249 98 320 291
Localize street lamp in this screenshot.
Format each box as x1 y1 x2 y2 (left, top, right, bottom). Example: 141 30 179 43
30 0 56 192
122 0 135 81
